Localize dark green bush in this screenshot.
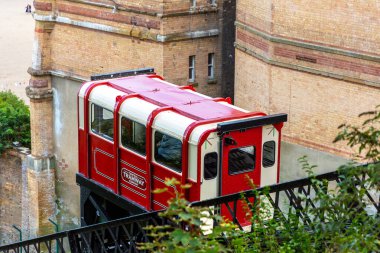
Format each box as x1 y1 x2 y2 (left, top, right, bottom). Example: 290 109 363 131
0 91 31 154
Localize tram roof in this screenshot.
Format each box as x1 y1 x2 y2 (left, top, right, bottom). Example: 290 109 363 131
102 75 248 120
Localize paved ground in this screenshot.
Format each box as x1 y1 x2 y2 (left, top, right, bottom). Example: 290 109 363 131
0 0 34 104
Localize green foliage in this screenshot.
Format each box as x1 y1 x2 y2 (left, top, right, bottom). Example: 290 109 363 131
140 106 380 252
0 91 30 153
237 157 380 253
138 178 240 253
334 105 380 162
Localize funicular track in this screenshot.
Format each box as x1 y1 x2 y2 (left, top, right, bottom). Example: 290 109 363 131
1 167 378 253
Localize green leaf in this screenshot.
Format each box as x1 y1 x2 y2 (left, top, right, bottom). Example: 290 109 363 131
178 212 192 221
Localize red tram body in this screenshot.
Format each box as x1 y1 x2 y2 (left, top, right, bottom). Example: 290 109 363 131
77 72 287 224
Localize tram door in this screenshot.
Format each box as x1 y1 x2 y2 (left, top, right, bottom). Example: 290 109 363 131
220 127 262 225
118 117 150 210
89 103 117 192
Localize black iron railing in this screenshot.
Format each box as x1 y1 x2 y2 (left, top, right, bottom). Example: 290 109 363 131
1 168 378 253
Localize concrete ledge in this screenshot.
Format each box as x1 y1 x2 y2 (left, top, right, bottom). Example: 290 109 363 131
66 0 218 17
26 155 56 172
28 67 50 77
26 87 53 100
33 13 219 42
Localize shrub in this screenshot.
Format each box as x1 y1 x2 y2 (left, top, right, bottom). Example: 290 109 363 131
138 178 239 253
0 91 31 154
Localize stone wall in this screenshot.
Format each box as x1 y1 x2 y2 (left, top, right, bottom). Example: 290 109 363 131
0 151 23 245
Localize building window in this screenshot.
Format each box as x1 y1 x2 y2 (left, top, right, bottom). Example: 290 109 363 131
120 117 146 155
191 0 196 8
189 55 195 82
155 131 182 173
208 53 215 79
204 152 218 180
262 141 276 167
90 103 114 141
228 146 255 175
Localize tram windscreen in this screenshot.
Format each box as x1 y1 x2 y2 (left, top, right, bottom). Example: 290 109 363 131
228 146 255 175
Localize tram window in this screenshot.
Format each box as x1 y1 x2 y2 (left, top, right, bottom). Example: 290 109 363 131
228 146 255 175
91 104 114 141
154 131 182 173
120 117 146 155
262 141 276 167
204 152 218 180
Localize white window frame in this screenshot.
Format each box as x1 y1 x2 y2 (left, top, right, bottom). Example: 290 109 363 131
208 53 215 79
189 55 195 82
191 0 196 8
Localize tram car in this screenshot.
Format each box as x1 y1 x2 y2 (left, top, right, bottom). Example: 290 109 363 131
77 68 287 225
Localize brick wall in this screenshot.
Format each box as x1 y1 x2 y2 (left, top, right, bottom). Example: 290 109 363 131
163 38 220 96
236 0 273 33
49 24 165 78
273 1 380 53
236 52 379 157
29 98 54 157
235 0 380 158
33 0 222 95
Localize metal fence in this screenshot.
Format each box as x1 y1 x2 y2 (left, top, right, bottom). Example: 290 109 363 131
1 167 378 253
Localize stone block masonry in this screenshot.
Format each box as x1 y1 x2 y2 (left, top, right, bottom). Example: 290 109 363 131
0 152 22 245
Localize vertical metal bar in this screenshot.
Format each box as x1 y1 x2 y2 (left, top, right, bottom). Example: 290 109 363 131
12 225 22 253
48 219 59 253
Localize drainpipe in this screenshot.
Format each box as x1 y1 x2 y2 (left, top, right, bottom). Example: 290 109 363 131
12 225 22 252
48 218 59 253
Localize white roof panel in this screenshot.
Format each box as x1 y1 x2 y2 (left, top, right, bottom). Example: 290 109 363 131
119 98 159 124
153 111 195 139
89 86 125 111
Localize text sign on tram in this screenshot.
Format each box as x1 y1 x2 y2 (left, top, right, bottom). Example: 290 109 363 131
121 168 147 191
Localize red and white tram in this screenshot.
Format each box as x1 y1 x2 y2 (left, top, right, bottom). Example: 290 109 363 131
77 69 287 224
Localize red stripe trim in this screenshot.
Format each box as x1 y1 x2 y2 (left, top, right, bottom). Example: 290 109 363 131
34 1 52 11
57 3 160 29
274 47 380 76
236 29 270 53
